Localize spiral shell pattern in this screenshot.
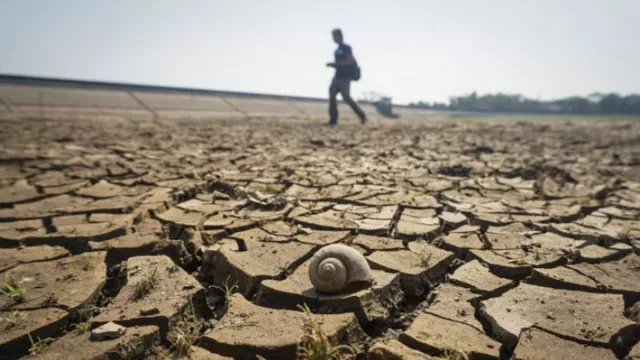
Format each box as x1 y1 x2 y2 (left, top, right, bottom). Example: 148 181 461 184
308 243 373 294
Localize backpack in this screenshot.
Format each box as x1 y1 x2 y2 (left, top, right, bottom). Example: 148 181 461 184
352 64 361 81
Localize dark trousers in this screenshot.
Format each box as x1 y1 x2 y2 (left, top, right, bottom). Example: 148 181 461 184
329 77 366 124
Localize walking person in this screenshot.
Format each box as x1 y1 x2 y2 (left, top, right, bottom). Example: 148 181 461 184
326 28 367 125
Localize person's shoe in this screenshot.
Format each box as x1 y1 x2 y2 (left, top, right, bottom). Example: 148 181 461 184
326 120 337 126
360 115 367 125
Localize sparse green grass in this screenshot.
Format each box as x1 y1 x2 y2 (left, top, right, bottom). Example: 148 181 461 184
417 252 432 267
1 279 27 303
167 328 197 358
1 310 21 329
532 248 547 261
441 349 467 360
514 254 528 265
28 333 54 355
265 184 280 193
296 304 356 360
110 341 138 360
131 268 159 300
69 322 91 335
212 275 239 299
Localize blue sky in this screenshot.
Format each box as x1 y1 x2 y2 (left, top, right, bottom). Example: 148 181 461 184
1 0 639 104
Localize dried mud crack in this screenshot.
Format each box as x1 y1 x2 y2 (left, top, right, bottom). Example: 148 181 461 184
0 116 639 360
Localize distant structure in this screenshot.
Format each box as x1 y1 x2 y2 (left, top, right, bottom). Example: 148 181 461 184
360 91 397 118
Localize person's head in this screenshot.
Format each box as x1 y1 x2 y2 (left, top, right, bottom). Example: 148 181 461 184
332 28 343 44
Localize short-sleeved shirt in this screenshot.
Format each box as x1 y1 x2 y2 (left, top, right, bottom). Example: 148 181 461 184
334 43 358 79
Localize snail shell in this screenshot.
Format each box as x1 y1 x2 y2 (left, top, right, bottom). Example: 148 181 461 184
308 243 373 294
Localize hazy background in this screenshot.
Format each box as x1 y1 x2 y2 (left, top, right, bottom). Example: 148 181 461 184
1 0 638 104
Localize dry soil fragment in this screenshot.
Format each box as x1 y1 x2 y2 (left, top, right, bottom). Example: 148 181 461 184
396 215 440 238
188 346 234 359
512 328 616 360
399 312 502 359
550 222 614 242
1 251 106 310
0 307 69 358
90 321 127 340
368 339 438 360
367 243 454 297
441 225 485 255
353 234 404 251
75 179 149 198
565 254 640 295
294 210 358 231
92 255 202 327
0 245 70 273
0 179 43 205
230 227 289 243
438 211 467 228
449 260 513 295
23 222 127 248
177 198 241 213
427 284 484 329
479 283 637 347
90 233 188 265
468 249 542 278
530 266 601 292
628 341 640 359
353 217 392 234
484 223 534 250
200 294 368 359
294 229 350 245
31 171 74 187
578 245 631 263
154 207 205 227
255 258 402 323
261 220 298 236
0 194 92 220
31 324 159 360
201 237 315 297
42 180 90 196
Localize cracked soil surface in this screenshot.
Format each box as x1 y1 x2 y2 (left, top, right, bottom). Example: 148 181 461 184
0 115 639 360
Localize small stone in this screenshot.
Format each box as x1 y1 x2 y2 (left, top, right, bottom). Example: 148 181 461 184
546 312 556 320
91 322 126 341
139 307 160 316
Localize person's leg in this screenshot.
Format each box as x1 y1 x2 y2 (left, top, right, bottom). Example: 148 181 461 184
340 80 367 123
328 78 339 124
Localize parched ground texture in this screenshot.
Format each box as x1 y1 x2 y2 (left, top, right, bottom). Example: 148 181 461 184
1 115 640 360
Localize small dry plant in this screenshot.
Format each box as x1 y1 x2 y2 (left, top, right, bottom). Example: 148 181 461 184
212 275 239 299
110 341 138 360
168 328 197 358
532 248 546 261
131 268 159 300
296 304 356 360
441 348 468 360
28 333 54 355
1 278 27 303
1 310 21 330
418 252 432 267
69 322 91 335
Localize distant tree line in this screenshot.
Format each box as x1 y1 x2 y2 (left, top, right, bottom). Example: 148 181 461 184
408 92 640 114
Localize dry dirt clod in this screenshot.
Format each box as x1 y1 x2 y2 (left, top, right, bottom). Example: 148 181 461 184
90 321 127 341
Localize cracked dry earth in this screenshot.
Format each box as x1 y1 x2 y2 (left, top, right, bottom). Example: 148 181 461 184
0 116 639 360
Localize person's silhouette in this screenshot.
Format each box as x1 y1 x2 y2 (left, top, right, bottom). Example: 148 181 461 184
326 28 366 125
